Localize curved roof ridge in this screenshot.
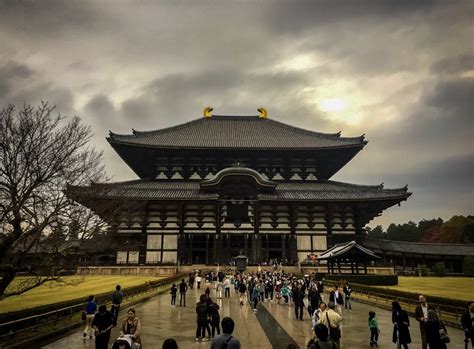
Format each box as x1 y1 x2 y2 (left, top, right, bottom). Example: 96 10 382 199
263 118 342 139
130 117 205 137
368 238 474 247
327 180 408 192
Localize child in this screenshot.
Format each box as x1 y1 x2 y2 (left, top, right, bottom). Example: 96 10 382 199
170 283 177 306
368 310 379 347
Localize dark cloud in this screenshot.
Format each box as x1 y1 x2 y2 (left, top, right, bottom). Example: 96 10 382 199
0 61 33 99
430 53 474 75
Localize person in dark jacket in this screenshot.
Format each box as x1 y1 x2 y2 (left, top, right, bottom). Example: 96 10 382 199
179 279 188 307
308 285 322 317
196 294 210 341
238 280 247 306
392 301 411 349
461 301 474 349
329 285 344 315
425 309 447 349
307 323 338 349
208 298 221 338
293 284 305 321
415 295 436 349
92 305 114 349
170 283 177 306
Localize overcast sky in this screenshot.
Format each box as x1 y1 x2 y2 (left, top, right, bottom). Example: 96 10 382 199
0 0 472 228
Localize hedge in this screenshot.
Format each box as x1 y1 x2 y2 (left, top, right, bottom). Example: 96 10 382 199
0 275 181 325
343 282 469 310
324 274 398 286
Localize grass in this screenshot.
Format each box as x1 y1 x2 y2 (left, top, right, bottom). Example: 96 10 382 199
374 276 474 301
0 275 164 314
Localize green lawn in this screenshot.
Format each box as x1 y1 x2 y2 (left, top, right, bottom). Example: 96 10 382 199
374 276 474 301
0 275 164 314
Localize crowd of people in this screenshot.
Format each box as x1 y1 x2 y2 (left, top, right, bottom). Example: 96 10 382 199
80 271 474 349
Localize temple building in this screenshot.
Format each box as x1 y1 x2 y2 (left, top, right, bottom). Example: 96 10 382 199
68 108 411 265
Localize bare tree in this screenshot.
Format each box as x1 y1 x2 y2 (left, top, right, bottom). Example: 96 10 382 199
0 102 106 297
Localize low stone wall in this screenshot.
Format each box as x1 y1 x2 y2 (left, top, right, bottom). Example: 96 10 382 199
77 266 178 276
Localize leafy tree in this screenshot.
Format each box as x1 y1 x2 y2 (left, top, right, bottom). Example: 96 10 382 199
367 225 385 239
0 103 106 297
386 221 421 242
438 215 474 243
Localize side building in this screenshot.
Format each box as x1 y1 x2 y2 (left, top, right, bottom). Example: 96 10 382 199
68 110 411 266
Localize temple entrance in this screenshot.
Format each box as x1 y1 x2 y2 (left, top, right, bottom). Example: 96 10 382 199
192 250 206 264
261 234 285 261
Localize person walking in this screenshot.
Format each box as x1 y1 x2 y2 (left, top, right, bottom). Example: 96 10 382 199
307 323 338 349
344 283 352 311
425 309 448 349
281 282 290 305
319 302 342 347
293 284 305 321
238 280 247 306
179 278 188 307
83 295 97 339
329 285 344 316
170 283 177 306
92 304 114 349
210 317 241 349
111 284 124 326
392 301 411 349
415 295 436 349
224 276 231 298
368 310 379 347
196 274 202 289
196 294 210 342
251 282 260 312
312 302 327 331
461 301 474 349
208 298 221 338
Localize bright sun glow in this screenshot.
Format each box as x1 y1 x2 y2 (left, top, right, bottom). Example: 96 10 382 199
319 98 347 112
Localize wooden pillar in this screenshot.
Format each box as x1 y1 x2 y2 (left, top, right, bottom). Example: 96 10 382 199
244 235 249 257
355 262 359 274
253 203 261 262
337 259 341 274
282 235 287 259
215 203 222 264
364 262 368 274
402 254 406 269
205 234 209 265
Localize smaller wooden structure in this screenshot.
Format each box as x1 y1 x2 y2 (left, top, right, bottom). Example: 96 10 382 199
317 240 380 274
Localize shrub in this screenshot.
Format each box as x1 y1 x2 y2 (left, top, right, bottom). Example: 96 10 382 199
418 264 431 276
324 274 398 286
463 255 474 276
432 262 446 277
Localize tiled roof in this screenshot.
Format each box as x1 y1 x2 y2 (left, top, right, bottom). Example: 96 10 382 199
361 237 474 256
69 179 410 202
108 115 366 150
317 241 380 260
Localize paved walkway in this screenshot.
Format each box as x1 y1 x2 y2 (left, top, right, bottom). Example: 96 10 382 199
43 283 467 349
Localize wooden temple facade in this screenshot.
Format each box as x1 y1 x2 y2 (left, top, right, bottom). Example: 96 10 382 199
68 109 411 266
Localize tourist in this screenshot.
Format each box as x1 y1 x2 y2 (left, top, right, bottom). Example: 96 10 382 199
281 282 290 305
251 280 260 312
392 301 411 349
170 283 177 306
205 285 211 299
210 317 241 349
216 279 223 299
461 301 474 348
312 302 327 331
111 284 124 326
162 338 178 349
83 295 97 339
368 310 379 347
293 283 305 321
343 283 352 311
318 302 342 347
189 272 195 289
425 309 448 349
208 298 221 337
234 276 240 294
179 278 188 307
196 274 202 289
238 279 247 306
415 295 435 349
307 323 338 349
308 284 321 316
196 294 210 341
329 285 344 316
119 308 141 349
92 304 114 349
275 281 282 304
224 276 231 298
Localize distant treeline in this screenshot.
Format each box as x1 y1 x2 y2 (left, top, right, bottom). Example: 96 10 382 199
366 215 474 243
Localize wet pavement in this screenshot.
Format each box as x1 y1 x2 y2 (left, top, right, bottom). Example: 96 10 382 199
43 282 467 349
